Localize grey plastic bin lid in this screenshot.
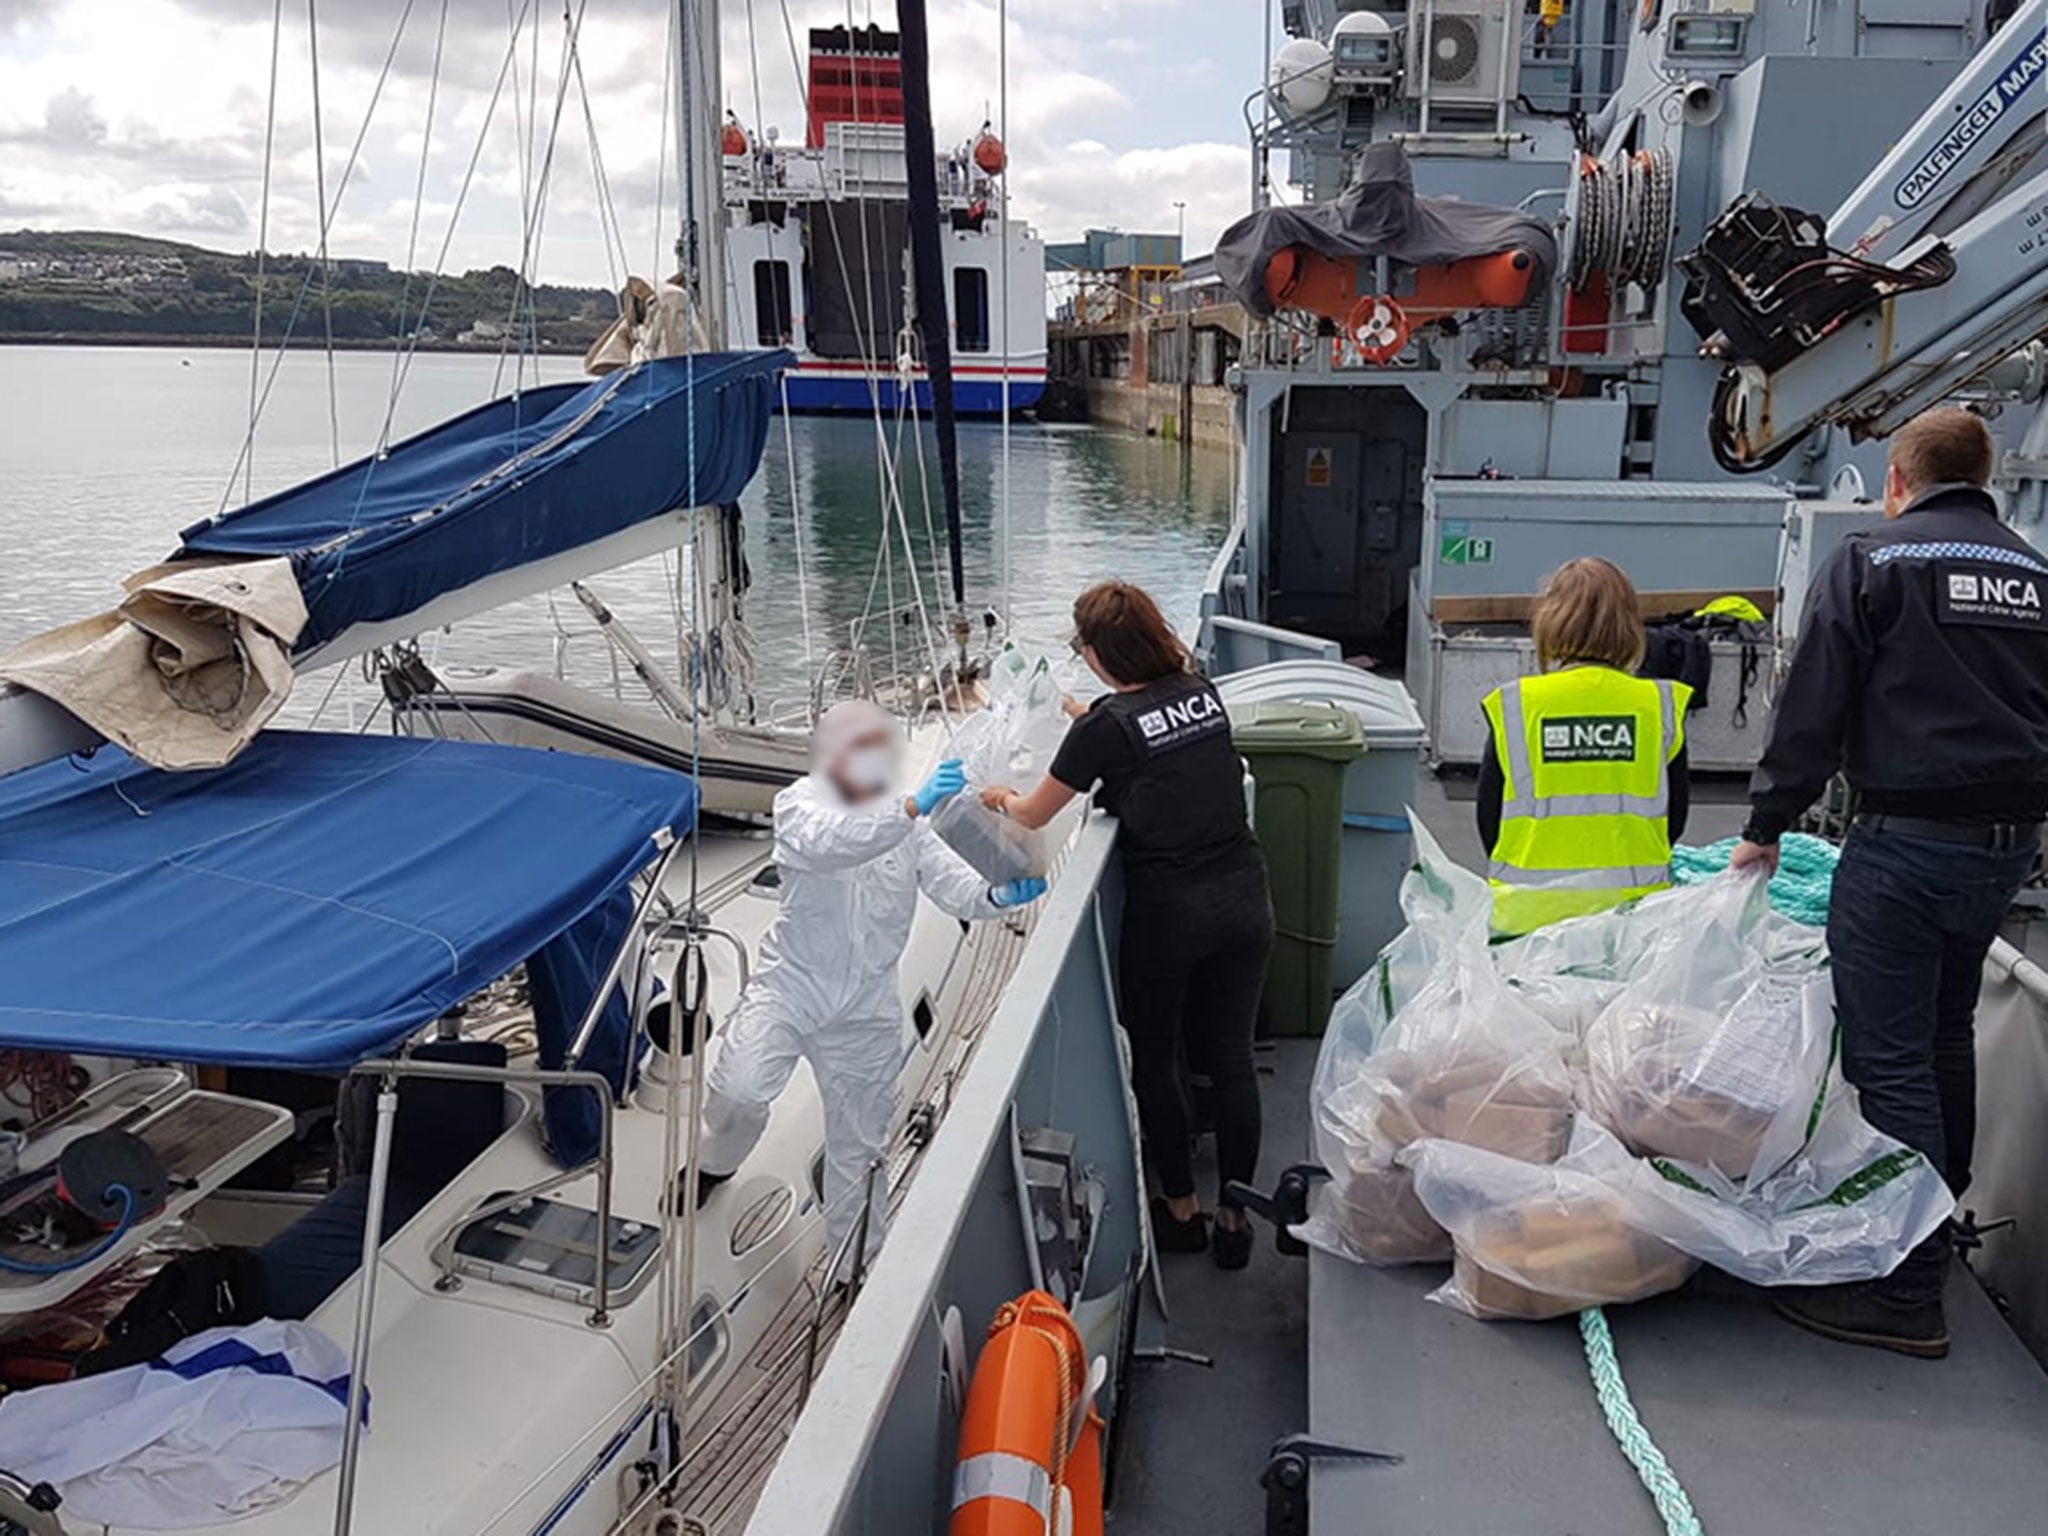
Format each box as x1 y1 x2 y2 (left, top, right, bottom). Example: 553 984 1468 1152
1216 660 1426 751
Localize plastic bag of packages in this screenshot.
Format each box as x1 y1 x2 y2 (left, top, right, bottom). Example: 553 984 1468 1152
1581 872 1835 1184
929 647 1071 884
1405 1122 1698 1321
1494 909 1637 1039
1607 1079 1956 1287
1298 818 1576 1265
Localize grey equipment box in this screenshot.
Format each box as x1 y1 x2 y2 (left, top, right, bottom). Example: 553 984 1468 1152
1419 479 1791 607
1408 478 1789 771
1218 661 1426 991
1405 599 1775 772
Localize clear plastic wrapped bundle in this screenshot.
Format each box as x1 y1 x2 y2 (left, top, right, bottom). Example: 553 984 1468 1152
930 647 1071 884
1582 875 1833 1184
1406 1124 1698 1321
1299 820 1574 1265
1299 833 1953 1315
927 792 1042 885
1607 1081 1954 1288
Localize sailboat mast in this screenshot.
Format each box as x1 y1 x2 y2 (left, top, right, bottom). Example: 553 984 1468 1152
677 0 727 346
895 0 967 612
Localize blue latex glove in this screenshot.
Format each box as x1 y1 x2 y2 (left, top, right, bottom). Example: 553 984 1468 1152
991 876 1048 909
914 759 968 816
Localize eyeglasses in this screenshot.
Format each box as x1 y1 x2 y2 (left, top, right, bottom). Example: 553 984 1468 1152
1067 632 1085 657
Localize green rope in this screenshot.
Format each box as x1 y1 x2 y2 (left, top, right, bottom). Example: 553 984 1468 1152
1671 833 1841 928
1578 1308 1706 1536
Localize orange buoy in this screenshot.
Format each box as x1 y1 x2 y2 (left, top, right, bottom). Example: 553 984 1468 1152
973 132 1008 177
950 1290 1097 1536
722 120 750 157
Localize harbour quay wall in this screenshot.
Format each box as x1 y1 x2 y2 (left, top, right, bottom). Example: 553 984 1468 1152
1044 301 1240 450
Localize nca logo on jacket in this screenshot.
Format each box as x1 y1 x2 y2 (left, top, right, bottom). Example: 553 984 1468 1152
1539 715 1638 764
1941 564 2044 630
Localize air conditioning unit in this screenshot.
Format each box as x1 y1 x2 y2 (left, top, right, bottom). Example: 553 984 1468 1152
1404 0 1520 107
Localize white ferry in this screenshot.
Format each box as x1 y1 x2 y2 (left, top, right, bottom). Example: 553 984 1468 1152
719 23 1046 415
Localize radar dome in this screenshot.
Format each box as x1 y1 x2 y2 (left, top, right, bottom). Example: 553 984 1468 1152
1327 9 1392 61
1330 11 1396 42
1269 37 1334 118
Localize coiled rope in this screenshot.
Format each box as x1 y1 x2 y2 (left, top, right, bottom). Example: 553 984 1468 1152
1578 1307 1706 1536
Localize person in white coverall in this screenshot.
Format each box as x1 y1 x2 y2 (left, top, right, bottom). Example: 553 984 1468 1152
688 700 1046 1264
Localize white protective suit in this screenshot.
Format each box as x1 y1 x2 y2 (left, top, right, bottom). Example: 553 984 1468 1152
699 710 1004 1262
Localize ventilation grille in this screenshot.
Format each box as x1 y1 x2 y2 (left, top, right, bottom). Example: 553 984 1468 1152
1430 17 1483 84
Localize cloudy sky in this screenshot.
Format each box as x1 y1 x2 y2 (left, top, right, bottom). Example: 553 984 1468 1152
0 0 1274 286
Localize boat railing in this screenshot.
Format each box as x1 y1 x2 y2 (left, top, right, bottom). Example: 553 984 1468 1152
741 810 1148 1535
1972 934 2048 1365
328 834 687 1536
335 1055 624 1536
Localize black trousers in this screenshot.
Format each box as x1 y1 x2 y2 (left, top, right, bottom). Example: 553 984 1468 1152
1118 860 1275 1210
1827 821 2037 1299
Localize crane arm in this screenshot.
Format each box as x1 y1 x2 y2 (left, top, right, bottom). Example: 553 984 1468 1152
1677 0 2048 472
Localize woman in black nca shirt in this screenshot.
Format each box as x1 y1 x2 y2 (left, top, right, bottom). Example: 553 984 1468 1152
983 581 1274 1271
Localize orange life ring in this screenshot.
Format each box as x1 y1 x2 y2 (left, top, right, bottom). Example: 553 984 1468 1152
949 1290 1102 1536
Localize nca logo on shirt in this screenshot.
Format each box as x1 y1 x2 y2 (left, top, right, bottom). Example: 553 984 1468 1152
1134 689 1226 752
1539 714 1638 764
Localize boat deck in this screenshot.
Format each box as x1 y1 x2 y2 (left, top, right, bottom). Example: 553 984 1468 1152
1112 1037 1314 1534
1111 770 2048 1532
1309 1256 2048 1534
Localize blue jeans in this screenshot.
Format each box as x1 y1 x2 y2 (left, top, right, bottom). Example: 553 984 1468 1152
1826 822 2036 1295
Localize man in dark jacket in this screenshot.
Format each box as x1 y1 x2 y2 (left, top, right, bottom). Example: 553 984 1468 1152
1733 408 2048 1358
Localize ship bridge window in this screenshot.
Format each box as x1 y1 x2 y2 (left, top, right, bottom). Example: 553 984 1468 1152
753 258 794 347
954 266 990 354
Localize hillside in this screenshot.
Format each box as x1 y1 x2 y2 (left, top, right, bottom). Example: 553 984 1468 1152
0 230 616 349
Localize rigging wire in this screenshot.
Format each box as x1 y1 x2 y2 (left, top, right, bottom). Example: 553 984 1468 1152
501 0 530 390
243 0 283 506
667 0 712 1450
997 0 1012 629
777 373 818 699
771 0 956 723
381 0 451 453
494 2 587 400
381 0 536 426
214 0 432 514
741 0 817 699
305 0 346 468
570 29 631 302
650 0 674 279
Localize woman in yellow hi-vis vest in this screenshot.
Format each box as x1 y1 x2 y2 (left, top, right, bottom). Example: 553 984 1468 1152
1479 558 1692 936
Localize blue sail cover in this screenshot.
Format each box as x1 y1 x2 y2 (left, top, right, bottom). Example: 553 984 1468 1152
179 350 792 651
0 732 695 1068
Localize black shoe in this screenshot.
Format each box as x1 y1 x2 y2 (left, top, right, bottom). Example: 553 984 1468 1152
1773 1281 1949 1359
1151 1196 1209 1254
674 1167 733 1215
1211 1217 1253 1272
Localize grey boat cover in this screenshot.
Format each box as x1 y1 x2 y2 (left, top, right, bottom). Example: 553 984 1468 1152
1214 142 1557 316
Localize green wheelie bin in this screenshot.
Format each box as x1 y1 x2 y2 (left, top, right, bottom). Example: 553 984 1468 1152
1227 700 1366 1036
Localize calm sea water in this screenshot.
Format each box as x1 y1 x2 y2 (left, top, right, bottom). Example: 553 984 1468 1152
0 345 1233 722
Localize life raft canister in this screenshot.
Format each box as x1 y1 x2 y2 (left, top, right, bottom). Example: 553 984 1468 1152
949 1290 1103 1536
